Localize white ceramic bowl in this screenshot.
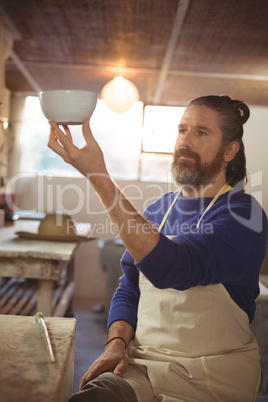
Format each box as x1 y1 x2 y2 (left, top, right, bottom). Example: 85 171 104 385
38 90 98 124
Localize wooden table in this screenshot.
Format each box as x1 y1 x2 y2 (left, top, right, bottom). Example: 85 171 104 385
0 220 79 316
0 314 76 402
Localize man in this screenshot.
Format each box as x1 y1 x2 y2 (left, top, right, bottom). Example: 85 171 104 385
48 95 267 401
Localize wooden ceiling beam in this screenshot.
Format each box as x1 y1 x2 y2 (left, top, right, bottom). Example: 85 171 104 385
170 70 268 82
13 60 268 83
153 0 190 104
10 52 41 92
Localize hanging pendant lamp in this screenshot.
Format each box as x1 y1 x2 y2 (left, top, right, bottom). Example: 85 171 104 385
101 76 139 113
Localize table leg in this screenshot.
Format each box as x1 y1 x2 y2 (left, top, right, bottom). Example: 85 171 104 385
37 279 53 316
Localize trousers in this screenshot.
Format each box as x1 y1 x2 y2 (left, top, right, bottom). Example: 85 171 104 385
69 372 138 402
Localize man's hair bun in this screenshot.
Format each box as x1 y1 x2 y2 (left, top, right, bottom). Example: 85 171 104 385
231 99 250 125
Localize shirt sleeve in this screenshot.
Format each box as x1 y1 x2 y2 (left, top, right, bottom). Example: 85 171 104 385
107 249 140 331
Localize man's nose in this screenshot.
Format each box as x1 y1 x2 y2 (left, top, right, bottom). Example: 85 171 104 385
178 129 194 148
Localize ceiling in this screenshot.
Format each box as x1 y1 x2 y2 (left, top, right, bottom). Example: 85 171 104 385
1 0 268 107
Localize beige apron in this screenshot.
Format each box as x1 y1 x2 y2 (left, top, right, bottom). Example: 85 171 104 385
123 184 261 402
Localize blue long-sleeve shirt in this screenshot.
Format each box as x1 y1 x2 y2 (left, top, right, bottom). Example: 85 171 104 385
108 189 268 330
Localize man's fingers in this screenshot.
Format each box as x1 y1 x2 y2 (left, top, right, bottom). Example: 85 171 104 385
113 358 127 377
48 120 80 162
79 353 126 390
48 127 70 161
79 355 128 391
48 120 73 151
47 118 105 177
79 364 104 390
62 124 73 143
82 118 96 146
48 128 62 151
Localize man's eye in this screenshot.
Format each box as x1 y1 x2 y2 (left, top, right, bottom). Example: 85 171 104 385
199 131 207 136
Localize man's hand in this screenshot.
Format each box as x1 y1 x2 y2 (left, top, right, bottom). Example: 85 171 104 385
48 118 108 178
79 339 128 390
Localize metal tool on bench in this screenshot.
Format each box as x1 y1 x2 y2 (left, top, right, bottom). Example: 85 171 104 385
34 312 55 363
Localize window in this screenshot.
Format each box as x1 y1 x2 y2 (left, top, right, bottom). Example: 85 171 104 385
140 105 185 182
18 96 185 182
143 105 185 153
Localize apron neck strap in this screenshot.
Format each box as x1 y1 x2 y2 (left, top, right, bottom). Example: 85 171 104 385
196 183 228 228
158 183 230 232
158 190 181 232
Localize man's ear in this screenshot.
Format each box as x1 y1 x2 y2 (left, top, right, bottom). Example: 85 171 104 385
224 141 240 163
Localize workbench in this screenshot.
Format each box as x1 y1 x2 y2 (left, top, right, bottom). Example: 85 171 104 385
0 314 76 402
0 220 78 316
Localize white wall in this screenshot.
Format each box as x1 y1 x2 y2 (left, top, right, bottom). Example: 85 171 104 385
244 105 268 213
244 106 268 275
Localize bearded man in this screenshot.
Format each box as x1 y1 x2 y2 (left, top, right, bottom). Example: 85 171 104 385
48 95 267 402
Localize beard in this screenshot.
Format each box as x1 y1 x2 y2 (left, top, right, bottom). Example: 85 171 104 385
171 145 225 189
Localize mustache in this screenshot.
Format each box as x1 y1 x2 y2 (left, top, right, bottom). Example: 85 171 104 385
174 148 201 162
